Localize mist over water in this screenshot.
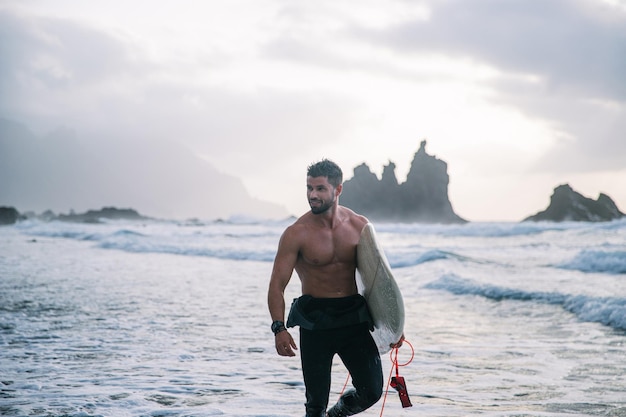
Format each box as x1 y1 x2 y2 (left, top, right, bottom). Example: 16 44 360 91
1 218 626 416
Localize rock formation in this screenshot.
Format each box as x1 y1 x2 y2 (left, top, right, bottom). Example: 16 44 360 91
0 206 150 224
341 141 466 223
0 206 22 225
56 207 148 223
524 184 624 222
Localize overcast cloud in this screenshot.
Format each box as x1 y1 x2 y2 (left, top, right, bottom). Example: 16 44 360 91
1 0 624 220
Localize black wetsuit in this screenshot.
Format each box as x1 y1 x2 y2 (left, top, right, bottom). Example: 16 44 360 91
287 295 383 417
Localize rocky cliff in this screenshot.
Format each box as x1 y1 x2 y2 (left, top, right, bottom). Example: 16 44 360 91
524 184 624 222
341 141 466 223
0 206 23 225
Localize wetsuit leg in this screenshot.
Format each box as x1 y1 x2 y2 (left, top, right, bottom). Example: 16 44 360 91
327 323 382 417
300 328 335 417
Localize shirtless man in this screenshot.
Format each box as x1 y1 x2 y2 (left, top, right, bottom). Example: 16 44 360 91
267 159 401 417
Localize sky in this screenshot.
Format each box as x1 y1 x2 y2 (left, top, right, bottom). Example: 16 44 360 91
1 0 625 221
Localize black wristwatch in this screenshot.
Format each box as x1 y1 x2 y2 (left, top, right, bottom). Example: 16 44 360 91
271 320 286 335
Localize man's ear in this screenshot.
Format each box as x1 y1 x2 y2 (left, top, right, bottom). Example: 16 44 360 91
335 183 343 197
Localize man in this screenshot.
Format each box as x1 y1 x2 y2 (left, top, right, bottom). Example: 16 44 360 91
267 159 403 417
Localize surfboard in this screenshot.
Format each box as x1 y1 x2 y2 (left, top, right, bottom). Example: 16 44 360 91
356 223 405 354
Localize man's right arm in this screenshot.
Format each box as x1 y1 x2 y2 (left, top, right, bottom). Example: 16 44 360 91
267 226 299 356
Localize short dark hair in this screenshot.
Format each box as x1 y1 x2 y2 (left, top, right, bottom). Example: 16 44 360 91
307 159 343 187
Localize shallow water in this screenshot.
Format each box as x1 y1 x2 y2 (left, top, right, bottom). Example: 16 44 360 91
1 219 626 416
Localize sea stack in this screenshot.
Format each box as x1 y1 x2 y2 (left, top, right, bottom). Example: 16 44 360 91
341 140 466 223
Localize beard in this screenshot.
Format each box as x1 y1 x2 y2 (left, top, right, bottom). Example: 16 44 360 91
309 197 334 214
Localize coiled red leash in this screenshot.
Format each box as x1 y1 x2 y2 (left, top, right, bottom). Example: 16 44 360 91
379 339 414 414
389 339 413 408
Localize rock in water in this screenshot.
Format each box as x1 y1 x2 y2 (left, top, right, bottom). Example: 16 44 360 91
524 184 625 222
0 206 21 225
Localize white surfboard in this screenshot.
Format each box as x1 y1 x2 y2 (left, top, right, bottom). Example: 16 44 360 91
356 223 405 354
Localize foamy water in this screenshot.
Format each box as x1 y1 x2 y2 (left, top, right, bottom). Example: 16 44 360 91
1 218 626 416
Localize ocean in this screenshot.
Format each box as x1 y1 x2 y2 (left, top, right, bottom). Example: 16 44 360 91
1 217 626 417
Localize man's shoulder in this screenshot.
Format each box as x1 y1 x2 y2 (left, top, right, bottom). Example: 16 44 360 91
338 206 369 229
283 214 313 236
291 211 314 227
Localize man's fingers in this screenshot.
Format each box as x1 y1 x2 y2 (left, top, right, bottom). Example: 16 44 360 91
390 334 405 348
276 343 297 356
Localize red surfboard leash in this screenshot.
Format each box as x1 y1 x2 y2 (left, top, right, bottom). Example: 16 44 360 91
379 339 414 415
339 339 414 416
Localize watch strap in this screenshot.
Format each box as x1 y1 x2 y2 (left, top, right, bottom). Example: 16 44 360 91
271 320 286 335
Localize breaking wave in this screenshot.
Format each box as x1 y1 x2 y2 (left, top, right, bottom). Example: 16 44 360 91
557 250 626 274
425 275 626 331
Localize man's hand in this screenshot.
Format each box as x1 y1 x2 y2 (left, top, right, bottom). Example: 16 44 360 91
275 330 297 356
390 333 405 349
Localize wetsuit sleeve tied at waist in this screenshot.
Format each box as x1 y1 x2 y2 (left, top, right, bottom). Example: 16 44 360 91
286 294 374 331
